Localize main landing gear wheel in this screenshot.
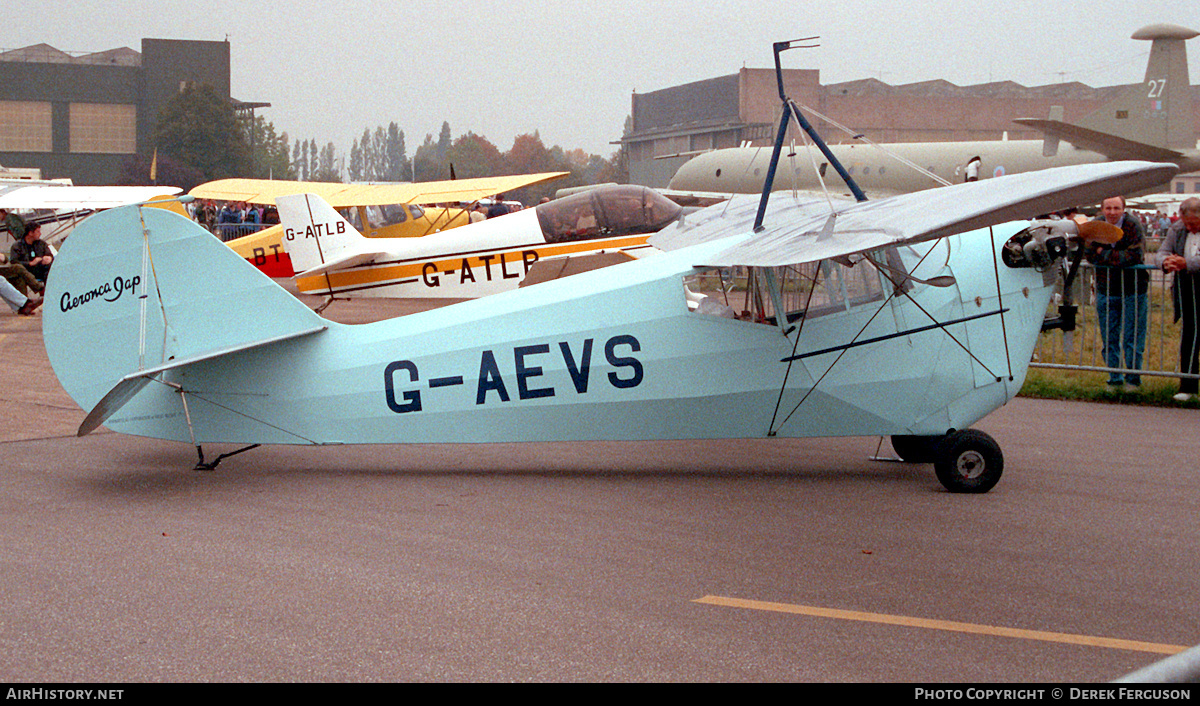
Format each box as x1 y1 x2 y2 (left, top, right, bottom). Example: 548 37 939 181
890 435 942 463
933 429 1003 494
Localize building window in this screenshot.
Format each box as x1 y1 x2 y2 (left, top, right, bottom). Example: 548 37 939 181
0 101 52 152
69 103 136 154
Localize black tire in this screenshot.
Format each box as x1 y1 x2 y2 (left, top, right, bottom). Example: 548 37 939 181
933 429 1003 493
890 435 942 463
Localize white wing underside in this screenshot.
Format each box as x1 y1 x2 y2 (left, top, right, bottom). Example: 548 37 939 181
649 161 1177 267
0 185 182 209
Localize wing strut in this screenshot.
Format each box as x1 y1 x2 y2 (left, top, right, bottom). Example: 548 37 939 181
768 243 1007 436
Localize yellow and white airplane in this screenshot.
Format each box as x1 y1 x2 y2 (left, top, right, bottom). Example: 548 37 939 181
668 23 1200 198
190 172 568 277
276 184 684 299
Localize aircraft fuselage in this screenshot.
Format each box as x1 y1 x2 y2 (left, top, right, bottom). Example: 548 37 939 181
669 140 1112 197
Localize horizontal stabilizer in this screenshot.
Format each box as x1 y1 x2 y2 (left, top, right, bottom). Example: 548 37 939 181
76 324 327 436
651 161 1177 268
294 250 390 278
1012 119 1185 162
519 251 635 288
44 206 329 436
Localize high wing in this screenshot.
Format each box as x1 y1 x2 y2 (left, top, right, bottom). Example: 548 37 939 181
650 161 1177 267
0 184 182 209
189 172 568 207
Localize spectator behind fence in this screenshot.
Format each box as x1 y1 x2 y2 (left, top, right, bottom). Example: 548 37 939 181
195 200 217 233
217 202 241 240
1085 196 1149 389
1157 197 1200 402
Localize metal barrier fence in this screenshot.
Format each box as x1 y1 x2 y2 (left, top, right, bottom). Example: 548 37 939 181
1032 262 1200 385
206 221 275 242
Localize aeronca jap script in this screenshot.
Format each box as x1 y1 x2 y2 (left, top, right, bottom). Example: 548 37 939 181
59 275 142 313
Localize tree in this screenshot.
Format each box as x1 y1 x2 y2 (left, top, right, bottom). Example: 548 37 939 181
412 133 444 182
242 116 293 180
446 132 503 180
505 132 555 175
310 141 340 182
153 83 247 181
294 139 307 181
385 122 408 182
437 121 452 162
348 138 364 182
372 126 388 181
117 152 206 191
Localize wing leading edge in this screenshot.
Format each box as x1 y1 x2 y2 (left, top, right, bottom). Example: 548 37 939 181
650 161 1177 268
190 172 569 208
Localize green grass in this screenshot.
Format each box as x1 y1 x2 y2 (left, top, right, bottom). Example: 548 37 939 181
1023 274 1198 407
1019 367 1199 408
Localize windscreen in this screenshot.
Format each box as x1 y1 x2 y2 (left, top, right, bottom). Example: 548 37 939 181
536 185 682 243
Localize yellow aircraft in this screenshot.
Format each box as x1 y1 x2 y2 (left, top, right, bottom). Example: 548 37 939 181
189 172 568 277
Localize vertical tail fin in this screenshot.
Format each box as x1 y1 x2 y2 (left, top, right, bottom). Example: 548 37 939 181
44 205 326 436
1076 24 1197 150
276 193 371 275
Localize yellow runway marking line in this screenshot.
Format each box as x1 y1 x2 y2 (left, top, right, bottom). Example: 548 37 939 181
693 595 1188 655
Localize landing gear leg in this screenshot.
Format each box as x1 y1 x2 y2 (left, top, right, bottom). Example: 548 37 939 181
933 429 1003 493
194 444 261 472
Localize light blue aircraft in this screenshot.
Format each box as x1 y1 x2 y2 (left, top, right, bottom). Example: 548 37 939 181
42 157 1172 492
40 39 1177 492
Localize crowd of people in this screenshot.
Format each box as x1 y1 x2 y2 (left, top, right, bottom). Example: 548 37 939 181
190 199 280 240
1073 195 1200 402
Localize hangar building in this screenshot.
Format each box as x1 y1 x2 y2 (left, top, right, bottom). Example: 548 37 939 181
621 67 1200 194
0 38 233 185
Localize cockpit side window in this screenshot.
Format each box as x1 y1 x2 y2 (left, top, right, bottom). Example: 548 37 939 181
340 208 362 230
685 258 888 324
380 204 409 225
363 205 385 230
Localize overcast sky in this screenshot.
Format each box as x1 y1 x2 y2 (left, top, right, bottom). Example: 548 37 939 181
7 0 1196 160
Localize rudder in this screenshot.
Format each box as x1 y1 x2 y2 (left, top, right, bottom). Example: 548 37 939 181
44 205 325 422
276 193 368 274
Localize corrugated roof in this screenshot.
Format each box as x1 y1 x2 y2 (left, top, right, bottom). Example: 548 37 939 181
0 43 140 66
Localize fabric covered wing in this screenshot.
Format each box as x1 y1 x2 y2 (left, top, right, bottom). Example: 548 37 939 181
650 161 1177 268
0 185 181 209
190 173 568 207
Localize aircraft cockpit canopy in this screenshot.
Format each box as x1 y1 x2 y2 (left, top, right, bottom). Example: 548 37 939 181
535 185 682 243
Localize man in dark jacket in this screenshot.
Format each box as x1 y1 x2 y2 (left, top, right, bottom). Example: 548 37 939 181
1086 196 1149 388
9 222 53 282
1158 197 1200 401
